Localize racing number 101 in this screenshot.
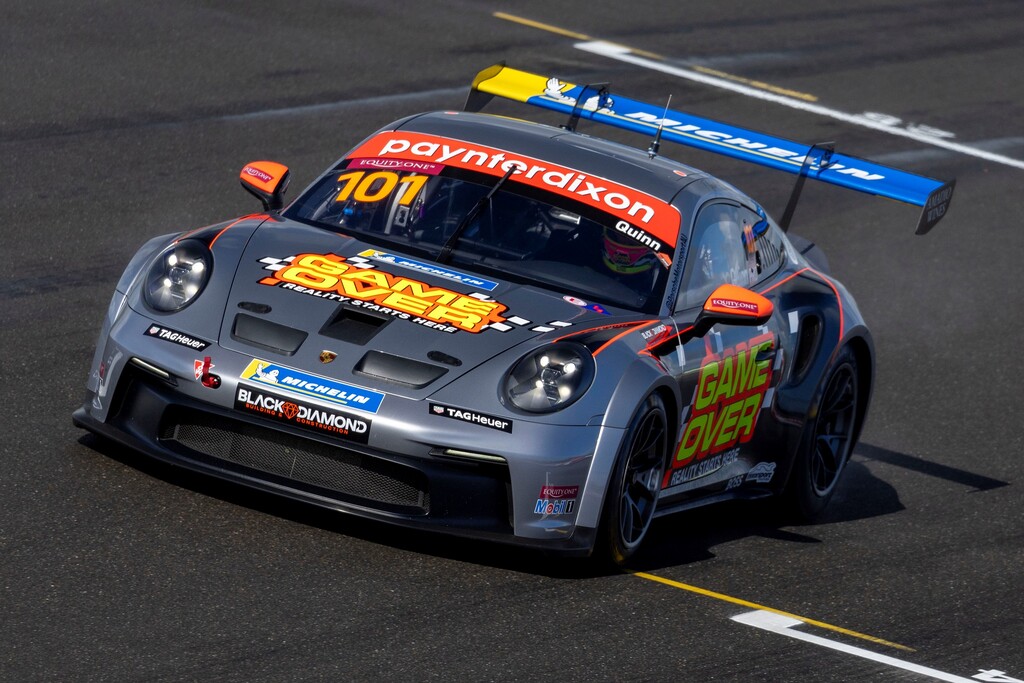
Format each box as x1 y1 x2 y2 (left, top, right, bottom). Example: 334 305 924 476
334 171 427 206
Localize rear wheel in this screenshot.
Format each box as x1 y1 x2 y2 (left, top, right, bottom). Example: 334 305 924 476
785 346 860 520
601 394 668 564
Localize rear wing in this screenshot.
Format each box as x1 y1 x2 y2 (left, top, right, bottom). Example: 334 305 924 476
466 64 954 234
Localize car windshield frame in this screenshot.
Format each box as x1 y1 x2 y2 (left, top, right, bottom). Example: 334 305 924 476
284 161 677 314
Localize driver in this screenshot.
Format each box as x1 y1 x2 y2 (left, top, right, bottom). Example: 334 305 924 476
601 227 658 276
692 208 748 295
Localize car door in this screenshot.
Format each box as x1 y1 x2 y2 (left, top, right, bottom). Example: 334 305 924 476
656 201 786 498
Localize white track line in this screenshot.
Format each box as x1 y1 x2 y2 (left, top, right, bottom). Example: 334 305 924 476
732 610 978 683
576 40 1024 171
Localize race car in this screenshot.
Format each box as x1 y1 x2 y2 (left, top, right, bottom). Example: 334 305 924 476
74 64 954 562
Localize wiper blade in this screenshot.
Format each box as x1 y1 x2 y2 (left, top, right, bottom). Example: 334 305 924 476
436 165 516 265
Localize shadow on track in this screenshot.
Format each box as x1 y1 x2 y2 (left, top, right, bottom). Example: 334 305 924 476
74 432 612 578
77 433 1002 578
626 440 1010 571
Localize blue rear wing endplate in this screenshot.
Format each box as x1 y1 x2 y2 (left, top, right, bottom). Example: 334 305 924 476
466 64 954 233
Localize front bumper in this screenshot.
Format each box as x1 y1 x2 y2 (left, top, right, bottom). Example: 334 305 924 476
75 358 602 557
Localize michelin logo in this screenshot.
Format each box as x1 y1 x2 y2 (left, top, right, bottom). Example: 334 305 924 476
240 359 384 414
543 78 615 113
358 250 499 291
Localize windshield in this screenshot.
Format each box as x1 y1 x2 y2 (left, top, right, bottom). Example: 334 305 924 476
285 162 674 313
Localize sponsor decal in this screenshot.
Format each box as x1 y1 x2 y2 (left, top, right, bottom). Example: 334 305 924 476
345 131 681 249
621 111 885 181
641 324 668 341
534 484 579 516
543 78 616 113
615 220 662 253
562 295 610 315
726 475 744 490
242 165 273 183
712 298 759 314
668 448 739 487
144 324 210 351
671 332 776 471
429 403 512 433
642 323 676 353
347 157 443 175
319 350 337 364
745 461 776 484
923 184 954 225
240 358 384 414
258 252 507 334
665 238 686 309
235 384 371 443
358 249 499 291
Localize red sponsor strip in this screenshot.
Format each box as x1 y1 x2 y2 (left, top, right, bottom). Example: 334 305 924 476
346 131 681 247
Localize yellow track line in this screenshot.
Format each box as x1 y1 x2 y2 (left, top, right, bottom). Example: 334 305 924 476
493 12 592 41
492 12 815 101
499 9 913 657
692 66 818 102
630 570 915 652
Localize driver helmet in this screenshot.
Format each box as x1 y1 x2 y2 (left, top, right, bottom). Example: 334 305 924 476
602 227 657 274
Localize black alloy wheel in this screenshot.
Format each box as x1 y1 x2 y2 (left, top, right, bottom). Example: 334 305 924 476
603 394 668 564
785 345 860 520
810 361 858 497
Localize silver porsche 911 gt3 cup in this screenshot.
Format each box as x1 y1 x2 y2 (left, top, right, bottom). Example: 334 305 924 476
74 65 953 562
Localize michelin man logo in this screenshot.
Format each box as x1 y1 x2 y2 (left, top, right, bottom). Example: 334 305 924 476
544 78 615 113
255 363 279 383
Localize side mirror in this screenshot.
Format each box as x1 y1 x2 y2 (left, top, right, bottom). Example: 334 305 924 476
240 161 290 211
648 284 774 357
692 283 773 337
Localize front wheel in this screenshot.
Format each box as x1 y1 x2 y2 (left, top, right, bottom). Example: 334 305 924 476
784 346 860 520
601 394 669 564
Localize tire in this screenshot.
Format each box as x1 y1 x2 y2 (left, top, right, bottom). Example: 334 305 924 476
784 345 860 520
601 394 669 565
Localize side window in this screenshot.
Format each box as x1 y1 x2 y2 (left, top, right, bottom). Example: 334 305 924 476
744 208 785 285
676 203 753 311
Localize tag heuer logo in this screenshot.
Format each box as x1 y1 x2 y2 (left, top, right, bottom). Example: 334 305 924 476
319 350 337 364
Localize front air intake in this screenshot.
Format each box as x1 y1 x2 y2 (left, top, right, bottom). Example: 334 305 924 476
160 409 429 514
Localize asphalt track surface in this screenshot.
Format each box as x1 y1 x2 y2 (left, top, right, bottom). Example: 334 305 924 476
3 2 1022 681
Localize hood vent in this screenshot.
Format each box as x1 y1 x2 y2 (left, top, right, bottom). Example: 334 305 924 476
231 314 307 356
427 350 463 367
237 301 272 314
354 351 448 389
320 305 393 345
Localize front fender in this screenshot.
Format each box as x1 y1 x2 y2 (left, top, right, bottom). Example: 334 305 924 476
574 353 678 530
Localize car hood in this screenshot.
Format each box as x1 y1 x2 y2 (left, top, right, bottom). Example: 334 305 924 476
217 219 637 399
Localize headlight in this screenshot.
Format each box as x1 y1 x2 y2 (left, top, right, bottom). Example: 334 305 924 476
503 342 594 413
143 239 212 312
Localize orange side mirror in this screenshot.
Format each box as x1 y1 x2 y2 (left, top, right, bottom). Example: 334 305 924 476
693 283 773 336
240 161 290 211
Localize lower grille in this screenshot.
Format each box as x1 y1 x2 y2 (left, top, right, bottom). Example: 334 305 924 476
161 410 429 513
